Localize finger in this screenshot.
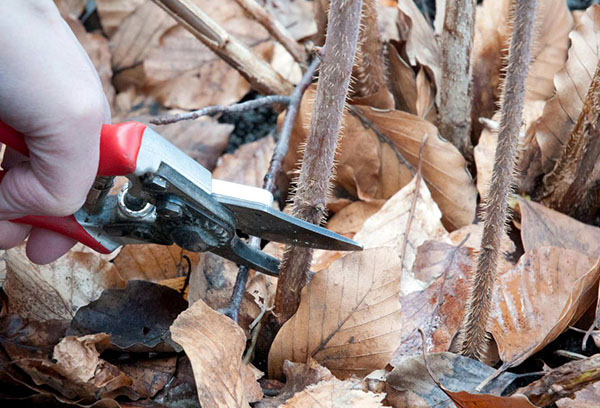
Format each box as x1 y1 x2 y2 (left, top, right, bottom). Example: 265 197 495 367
26 228 76 265
0 220 30 249
1 146 28 169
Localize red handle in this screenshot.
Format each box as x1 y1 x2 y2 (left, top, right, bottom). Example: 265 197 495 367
0 120 147 253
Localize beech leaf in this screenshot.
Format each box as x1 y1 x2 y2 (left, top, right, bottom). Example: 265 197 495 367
279 378 385 408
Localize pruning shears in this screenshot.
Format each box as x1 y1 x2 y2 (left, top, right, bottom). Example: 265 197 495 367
0 120 361 276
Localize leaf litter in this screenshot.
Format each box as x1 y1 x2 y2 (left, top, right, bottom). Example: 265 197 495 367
4 0 600 406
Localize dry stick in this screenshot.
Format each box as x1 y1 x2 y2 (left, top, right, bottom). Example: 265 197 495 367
274 0 363 326
516 353 600 407
437 0 475 159
460 0 538 360
538 60 600 221
150 95 291 125
233 0 306 67
152 0 293 96
223 58 321 323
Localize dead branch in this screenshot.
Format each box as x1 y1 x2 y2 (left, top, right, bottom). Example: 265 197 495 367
274 0 363 326
152 0 293 96
233 0 307 66
461 0 537 360
223 58 321 323
437 0 476 159
537 60 600 222
516 353 600 407
150 95 291 125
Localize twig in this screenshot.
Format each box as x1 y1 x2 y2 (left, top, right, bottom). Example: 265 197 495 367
233 0 306 66
223 55 320 323
274 0 363 325
437 0 476 159
150 95 291 125
151 0 293 96
461 0 538 360
516 354 600 406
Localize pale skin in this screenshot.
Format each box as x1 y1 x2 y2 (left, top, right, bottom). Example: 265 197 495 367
0 1 110 263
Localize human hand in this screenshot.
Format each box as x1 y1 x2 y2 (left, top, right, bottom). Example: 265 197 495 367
0 0 110 264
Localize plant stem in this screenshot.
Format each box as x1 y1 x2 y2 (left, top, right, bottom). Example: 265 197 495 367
152 0 293 96
274 0 363 325
437 0 476 159
460 0 538 360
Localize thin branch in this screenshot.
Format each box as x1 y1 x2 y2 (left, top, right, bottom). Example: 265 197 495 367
516 354 600 407
461 0 538 360
274 0 363 325
233 0 307 67
150 95 291 125
222 57 320 323
437 0 476 159
151 0 293 96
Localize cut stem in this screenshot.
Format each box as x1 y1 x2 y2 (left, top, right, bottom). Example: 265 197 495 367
460 0 538 360
274 0 363 325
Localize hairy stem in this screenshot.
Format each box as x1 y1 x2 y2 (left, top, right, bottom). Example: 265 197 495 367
437 0 476 159
460 0 537 360
233 0 307 67
152 0 293 95
274 0 363 325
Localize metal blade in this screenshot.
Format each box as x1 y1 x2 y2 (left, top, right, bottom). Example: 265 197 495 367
212 236 280 276
212 193 363 251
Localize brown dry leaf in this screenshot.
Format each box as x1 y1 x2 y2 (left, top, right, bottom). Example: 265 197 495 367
170 298 260 408
96 0 145 37
490 248 600 367
388 45 418 115
280 378 385 408
327 200 385 239
109 1 175 75
354 175 448 293
386 352 519 408
556 381 600 407
64 16 116 106
396 0 441 91
3 244 125 322
116 356 177 399
112 243 201 282
390 241 472 365
519 198 600 257
440 389 536 408
449 223 516 255
285 90 476 230
262 0 316 41
213 136 275 187
54 0 86 17
268 247 403 380
471 0 573 136
256 359 334 408
143 0 273 110
527 5 600 175
17 333 135 401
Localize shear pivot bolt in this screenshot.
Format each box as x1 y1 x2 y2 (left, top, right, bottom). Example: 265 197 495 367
160 200 183 218
144 175 168 192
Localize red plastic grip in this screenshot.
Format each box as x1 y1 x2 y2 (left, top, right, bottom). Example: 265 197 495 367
12 215 111 254
0 120 29 156
98 122 146 176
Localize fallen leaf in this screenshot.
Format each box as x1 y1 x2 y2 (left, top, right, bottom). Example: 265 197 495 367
448 223 516 255
490 248 600 367
112 244 201 282
388 45 419 115
386 352 518 408
170 298 260 408
280 378 385 408
108 1 175 74
390 241 472 365
327 200 385 239
143 0 274 110
268 247 403 379
518 199 600 257
116 356 177 399
284 90 476 230
3 244 125 322
68 280 187 353
0 314 69 361
96 0 145 38
354 175 448 293
396 0 441 92
17 333 134 401
556 381 600 407
261 0 316 41
213 136 275 187
471 0 573 138
440 387 536 408
54 0 86 17
64 15 116 107
256 359 334 408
